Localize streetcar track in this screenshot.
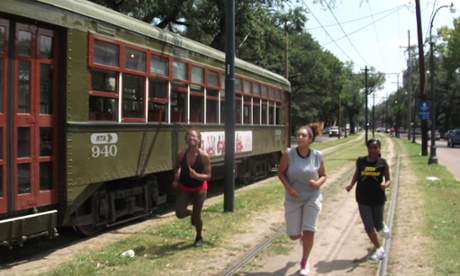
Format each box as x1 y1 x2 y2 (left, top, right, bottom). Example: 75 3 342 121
222 136 401 276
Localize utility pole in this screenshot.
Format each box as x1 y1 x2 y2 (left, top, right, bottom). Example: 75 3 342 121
224 0 235 212
415 0 428 156
364 66 369 144
407 30 412 141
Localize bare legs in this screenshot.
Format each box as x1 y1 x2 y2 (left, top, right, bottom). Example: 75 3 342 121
290 230 314 262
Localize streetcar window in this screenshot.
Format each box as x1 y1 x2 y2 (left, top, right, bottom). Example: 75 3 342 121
149 78 167 100
89 96 117 121
244 80 251 94
262 101 267 124
206 98 218 123
40 35 53 59
253 83 260 96
40 64 53 114
17 163 30 194
147 103 164 122
170 90 185 122
243 104 251 124
0 131 2 199
173 60 187 81
276 89 281 100
190 95 203 123
39 162 53 191
17 60 31 113
243 95 252 124
150 55 168 76
0 26 5 52
235 99 242 124
269 87 275 99
18 30 32 57
91 70 116 92
122 74 144 119
208 70 219 87
235 78 242 92
262 86 268 98
192 65 204 84
124 47 146 72
93 40 119 67
207 88 219 98
254 104 260 124
269 102 274 125
17 127 30 158
0 58 3 113
0 129 2 160
39 127 53 156
275 106 280 125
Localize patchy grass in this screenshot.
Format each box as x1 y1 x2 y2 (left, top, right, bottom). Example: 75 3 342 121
37 134 460 275
399 138 460 274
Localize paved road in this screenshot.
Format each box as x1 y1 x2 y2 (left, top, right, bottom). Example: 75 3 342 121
414 137 460 181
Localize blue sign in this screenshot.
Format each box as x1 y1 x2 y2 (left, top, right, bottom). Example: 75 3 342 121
419 100 430 111
419 100 430 120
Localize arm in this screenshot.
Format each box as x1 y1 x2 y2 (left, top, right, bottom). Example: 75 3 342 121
172 151 183 189
309 158 327 189
277 151 299 198
345 160 359 192
380 163 391 190
188 150 212 182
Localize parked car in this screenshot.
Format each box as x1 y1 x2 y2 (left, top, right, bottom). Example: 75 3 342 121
328 126 339 137
428 130 441 141
438 129 445 139
447 129 460 148
445 129 454 140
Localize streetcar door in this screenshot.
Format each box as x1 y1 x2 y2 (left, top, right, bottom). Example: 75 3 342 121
0 19 7 213
8 21 59 211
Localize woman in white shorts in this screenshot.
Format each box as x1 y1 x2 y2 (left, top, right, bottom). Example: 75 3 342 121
277 123 327 276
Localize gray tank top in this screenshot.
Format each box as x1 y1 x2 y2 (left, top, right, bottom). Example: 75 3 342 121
285 147 323 200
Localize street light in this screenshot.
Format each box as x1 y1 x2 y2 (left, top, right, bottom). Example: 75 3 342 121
428 2 455 165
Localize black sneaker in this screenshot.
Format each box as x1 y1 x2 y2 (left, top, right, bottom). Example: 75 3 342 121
194 237 203 247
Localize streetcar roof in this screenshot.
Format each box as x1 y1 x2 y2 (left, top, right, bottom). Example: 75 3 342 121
10 0 290 92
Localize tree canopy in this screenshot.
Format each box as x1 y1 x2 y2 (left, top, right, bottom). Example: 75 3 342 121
89 0 399 133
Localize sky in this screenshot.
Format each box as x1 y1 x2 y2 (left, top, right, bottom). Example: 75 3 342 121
296 0 458 107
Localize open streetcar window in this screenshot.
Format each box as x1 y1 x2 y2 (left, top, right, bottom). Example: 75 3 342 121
206 89 218 123
122 74 144 120
148 78 167 122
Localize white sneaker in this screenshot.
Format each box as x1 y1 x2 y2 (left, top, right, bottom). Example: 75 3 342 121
300 261 310 275
370 247 386 260
382 223 391 239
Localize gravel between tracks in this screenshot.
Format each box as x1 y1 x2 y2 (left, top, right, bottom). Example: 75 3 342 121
2 135 431 276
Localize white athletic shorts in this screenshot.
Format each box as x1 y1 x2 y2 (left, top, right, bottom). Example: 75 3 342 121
284 194 323 236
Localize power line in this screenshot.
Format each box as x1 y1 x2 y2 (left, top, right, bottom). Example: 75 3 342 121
306 5 404 30
323 0 369 65
322 6 404 47
299 0 355 62
367 1 386 70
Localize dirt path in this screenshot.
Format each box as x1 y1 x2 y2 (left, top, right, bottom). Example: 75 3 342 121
1 135 431 276
246 136 432 276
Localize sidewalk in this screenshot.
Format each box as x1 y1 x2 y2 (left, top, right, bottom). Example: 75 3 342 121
414 137 460 181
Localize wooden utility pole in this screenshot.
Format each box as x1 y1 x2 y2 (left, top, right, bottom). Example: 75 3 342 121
415 0 428 155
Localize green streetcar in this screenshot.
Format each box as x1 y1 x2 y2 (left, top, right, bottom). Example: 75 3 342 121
0 0 291 247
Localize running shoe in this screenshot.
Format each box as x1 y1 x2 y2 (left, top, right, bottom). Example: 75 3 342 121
370 247 386 260
382 222 391 239
194 236 203 247
300 261 309 275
